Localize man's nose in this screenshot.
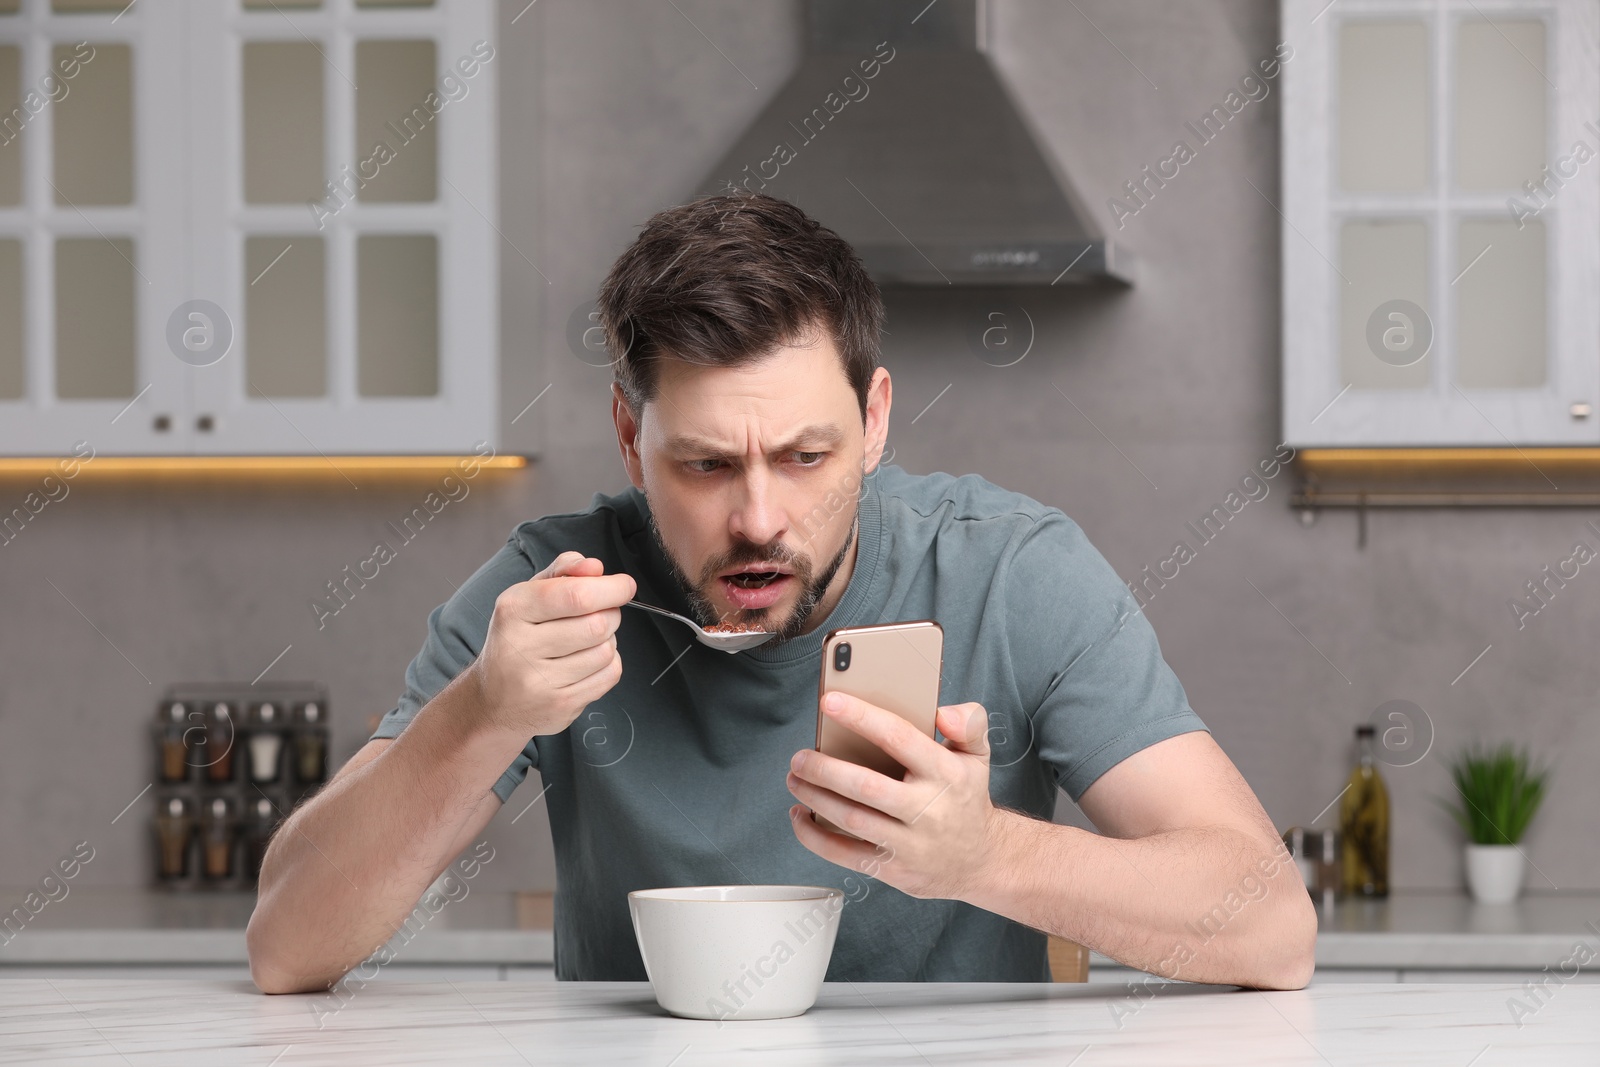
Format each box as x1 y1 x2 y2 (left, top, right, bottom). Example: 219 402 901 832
729 465 787 546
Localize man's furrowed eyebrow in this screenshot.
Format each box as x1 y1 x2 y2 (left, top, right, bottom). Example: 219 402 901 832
663 424 846 457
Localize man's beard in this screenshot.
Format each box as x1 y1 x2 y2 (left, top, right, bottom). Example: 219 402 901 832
645 504 857 646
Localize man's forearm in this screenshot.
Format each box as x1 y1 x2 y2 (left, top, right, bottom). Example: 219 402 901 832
246 670 522 992
963 810 1317 989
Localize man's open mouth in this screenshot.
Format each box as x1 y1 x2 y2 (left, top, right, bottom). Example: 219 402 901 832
726 570 786 589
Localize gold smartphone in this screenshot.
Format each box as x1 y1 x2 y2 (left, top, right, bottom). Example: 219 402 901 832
811 620 944 839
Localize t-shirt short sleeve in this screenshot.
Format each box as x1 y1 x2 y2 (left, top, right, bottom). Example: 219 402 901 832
1002 510 1208 802
369 537 540 804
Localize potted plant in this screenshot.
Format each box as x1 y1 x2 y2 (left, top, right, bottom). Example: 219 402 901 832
1441 744 1550 904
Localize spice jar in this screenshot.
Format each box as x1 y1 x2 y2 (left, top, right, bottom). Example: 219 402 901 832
244 797 278 881
155 701 192 783
247 702 286 784
200 797 237 881
293 701 328 784
204 702 237 783
1282 825 1341 912
154 797 195 880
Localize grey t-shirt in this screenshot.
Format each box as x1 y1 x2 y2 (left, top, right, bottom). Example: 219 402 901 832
372 464 1206 981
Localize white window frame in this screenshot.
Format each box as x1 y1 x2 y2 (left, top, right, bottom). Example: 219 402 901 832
0 0 498 457
1281 0 1599 447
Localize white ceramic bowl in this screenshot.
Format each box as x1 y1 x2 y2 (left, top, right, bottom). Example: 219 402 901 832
628 885 845 1021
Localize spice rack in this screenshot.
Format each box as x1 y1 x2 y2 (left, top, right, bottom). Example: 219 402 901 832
150 682 330 891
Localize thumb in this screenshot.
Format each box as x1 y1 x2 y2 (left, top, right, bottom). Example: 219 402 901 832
939 703 990 759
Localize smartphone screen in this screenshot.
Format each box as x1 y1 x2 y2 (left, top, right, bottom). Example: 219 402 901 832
812 620 943 838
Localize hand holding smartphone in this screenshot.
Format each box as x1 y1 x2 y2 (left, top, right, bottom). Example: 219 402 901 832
811 620 944 839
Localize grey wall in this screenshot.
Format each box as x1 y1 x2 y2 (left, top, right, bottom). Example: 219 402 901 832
2 0 1595 900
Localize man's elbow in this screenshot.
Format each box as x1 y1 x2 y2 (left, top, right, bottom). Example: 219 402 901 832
246 910 335 995
1251 889 1318 990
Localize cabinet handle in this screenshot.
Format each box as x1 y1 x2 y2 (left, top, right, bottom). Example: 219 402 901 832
1572 402 1593 420
153 414 171 432
196 415 215 432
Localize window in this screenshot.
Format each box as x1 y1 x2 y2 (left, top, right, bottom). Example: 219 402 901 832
0 0 497 456
1281 0 1599 447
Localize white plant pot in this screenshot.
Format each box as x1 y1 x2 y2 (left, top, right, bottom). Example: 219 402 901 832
1465 844 1526 904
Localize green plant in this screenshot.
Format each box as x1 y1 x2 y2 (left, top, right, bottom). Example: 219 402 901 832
1441 744 1550 846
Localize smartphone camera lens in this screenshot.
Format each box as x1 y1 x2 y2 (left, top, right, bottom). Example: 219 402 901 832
834 642 851 672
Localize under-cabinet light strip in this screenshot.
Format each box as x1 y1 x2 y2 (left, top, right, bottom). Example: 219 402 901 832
0 456 528 475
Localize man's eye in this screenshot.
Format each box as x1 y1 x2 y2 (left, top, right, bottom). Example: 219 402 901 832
793 452 825 466
688 459 722 474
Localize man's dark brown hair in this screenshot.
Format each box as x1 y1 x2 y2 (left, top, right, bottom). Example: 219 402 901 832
597 191 884 423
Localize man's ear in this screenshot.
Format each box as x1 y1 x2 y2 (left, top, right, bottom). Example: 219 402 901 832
863 367 891 473
612 382 645 490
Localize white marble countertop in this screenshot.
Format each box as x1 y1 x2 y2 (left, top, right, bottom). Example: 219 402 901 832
3 979 1596 1065
5 889 1599 972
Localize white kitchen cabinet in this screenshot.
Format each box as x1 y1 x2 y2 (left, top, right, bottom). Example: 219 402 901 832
0 0 497 457
1281 0 1600 447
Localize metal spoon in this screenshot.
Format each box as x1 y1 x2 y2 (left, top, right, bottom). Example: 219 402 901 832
623 599 777 653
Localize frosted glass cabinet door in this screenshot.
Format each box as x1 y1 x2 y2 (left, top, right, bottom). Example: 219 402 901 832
0 1 495 457
1281 0 1600 447
185 0 496 455
1455 20 1546 192
54 237 137 399
1338 21 1430 193
1339 220 1432 391
242 42 323 205
245 236 327 398
0 239 20 400
51 42 133 206
0 44 20 207
1456 218 1547 390
1452 23 1552 395
0 3 192 456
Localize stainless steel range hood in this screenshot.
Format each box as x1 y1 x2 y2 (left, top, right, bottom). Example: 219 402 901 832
696 0 1130 286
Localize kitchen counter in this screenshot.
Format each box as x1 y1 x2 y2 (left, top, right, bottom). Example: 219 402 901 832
4 978 1596 1065
0 889 551 967
1312 890 1600 970
4 888 1599 976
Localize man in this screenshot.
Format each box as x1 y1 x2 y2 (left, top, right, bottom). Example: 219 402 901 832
247 192 1315 994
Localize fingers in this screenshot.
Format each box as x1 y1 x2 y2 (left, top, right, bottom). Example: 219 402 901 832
785 776 895 848
534 550 602 580
505 553 637 628
789 748 915 822
788 802 883 866
938 702 991 760
541 631 619 688
549 636 623 702
819 691 947 780
531 571 636 624
533 605 624 661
